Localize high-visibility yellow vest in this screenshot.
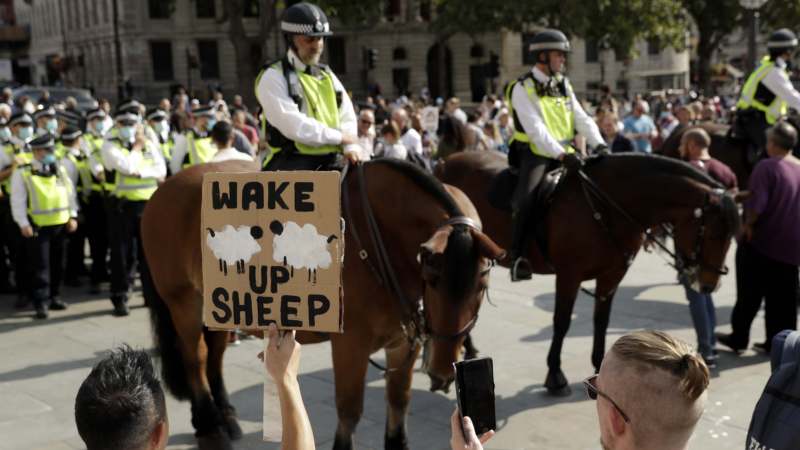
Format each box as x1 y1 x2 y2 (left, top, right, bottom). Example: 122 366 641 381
506 74 576 158
54 142 67 159
183 131 216 168
1 142 32 194
255 59 343 168
21 165 73 227
737 56 788 125
66 151 101 199
108 141 159 202
85 134 111 193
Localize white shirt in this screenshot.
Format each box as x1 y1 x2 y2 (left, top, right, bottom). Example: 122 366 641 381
511 67 605 158
101 132 166 181
400 128 423 155
760 57 800 112
453 108 468 124
374 141 408 160
254 49 360 155
10 161 79 229
357 134 374 160
211 146 254 163
170 131 197 176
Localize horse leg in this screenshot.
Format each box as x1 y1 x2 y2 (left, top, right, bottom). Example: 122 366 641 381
463 334 479 360
591 270 626 373
331 335 371 450
545 275 581 396
384 341 421 450
205 328 242 440
170 294 231 450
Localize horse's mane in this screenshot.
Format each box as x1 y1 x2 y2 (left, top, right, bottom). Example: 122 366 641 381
367 158 476 302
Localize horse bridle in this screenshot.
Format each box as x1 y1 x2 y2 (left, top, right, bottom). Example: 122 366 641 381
576 168 730 280
342 163 489 359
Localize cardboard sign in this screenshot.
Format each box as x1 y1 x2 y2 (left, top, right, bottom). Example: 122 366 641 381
201 171 343 332
421 106 440 133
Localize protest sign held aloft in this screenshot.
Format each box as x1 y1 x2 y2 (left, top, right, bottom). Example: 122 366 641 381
201 171 343 332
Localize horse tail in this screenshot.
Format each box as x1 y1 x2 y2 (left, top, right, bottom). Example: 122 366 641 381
143 263 192 400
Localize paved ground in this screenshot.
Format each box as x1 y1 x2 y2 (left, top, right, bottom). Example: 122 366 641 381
0 243 780 450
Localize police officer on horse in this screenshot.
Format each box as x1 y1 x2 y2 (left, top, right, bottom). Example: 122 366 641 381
736 28 800 160
506 29 607 281
255 2 363 171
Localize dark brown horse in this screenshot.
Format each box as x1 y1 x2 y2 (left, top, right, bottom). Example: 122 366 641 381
436 151 740 395
141 158 504 450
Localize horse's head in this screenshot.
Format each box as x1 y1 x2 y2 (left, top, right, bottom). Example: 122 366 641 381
417 218 505 393
672 188 740 293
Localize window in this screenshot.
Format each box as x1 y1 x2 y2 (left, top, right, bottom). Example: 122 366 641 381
150 41 174 81
393 47 407 61
470 44 484 59
393 68 410 96
244 0 259 17
197 40 220 79
326 37 346 74
196 0 216 18
585 39 599 63
647 38 659 55
149 0 173 19
521 33 537 65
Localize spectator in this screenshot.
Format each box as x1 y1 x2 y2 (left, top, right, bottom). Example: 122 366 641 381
718 121 800 354
674 105 694 128
0 103 11 123
464 110 489 152
1 87 12 105
598 84 619 115
496 108 513 154
482 121 502 153
232 109 259 147
658 105 680 140
680 128 737 190
451 330 709 450
436 115 467 160
75 346 168 450
445 97 468 124
374 121 408 160
392 107 423 155
599 111 635 153
623 100 657 153
158 98 171 113
232 94 249 112
210 121 253 163
357 109 375 160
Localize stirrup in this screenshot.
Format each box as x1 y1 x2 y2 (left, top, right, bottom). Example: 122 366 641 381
510 257 533 282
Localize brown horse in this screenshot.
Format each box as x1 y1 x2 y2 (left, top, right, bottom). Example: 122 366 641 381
141 158 504 450
435 151 740 395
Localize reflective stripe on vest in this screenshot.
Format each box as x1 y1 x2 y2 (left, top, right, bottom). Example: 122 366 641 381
737 56 788 124
111 143 158 201
184 132 216 168
507 76 576 158
22 166 72 227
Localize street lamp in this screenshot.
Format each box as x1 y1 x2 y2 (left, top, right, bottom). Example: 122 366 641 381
739 0 768 74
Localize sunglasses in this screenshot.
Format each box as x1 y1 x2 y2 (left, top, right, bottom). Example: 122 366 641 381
360 119 374 125
583 374 630 423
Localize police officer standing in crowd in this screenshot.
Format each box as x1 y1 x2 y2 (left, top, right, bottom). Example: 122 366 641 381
10 132 78 319
33 106 58 137
145 108 175 177
169 105 217 175
101 104 166 316
255 2 363 171
0 116 12 291
506 29 606 281
736 28 800 160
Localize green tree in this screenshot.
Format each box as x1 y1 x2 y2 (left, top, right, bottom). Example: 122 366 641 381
681 0 743 94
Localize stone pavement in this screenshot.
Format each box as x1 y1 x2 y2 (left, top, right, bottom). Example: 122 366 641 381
0 244 779 450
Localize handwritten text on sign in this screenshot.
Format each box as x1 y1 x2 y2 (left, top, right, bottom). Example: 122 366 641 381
201 171 343 332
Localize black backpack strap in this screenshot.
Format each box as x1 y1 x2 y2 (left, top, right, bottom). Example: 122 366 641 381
280 56 303 109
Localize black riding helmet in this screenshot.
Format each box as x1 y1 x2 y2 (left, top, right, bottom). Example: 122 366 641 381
768 28 798 57
281 2 333 38
529 29 570 72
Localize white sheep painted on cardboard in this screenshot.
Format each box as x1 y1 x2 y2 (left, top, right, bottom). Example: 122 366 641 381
205 225 264 275
270 220 337 284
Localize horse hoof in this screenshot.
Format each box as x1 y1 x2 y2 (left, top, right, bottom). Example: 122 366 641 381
545 370 572 397
197 430 233 450
223 413 243 441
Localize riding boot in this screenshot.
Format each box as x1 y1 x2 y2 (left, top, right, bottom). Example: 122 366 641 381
509 208 533 282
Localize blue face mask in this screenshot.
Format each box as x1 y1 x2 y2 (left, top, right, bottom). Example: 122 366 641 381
205 118 217 131
41 153 57 166
94 121 108 136
118 126 136 142
0 127 10 140
17 126 33 140
153 121 170 137
45 119 58 133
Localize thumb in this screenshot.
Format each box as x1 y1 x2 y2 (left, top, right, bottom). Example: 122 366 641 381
462 416 480 444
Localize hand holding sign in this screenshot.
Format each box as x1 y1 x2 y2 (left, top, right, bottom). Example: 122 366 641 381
259 323 301 383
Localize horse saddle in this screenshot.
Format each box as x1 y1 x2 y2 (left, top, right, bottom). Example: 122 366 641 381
487 167 565 213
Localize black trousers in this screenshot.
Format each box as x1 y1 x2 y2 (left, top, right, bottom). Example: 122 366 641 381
736 109 769 160
64 198 89 282
730 242 799 348
263 151 342 171
0 197 13 286
2 200 28 294
24 224 66 304
108 198 147 300
510 143 558 256
83 192 109 284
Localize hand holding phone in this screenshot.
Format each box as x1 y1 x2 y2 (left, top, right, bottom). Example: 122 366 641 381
454 357 496 441
450 408 495 450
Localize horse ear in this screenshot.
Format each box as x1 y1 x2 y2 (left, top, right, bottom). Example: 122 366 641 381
419 228 449 283
470 228 506 261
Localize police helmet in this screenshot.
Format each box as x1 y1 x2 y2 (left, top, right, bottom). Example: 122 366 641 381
529 29 571 62
281 2 332 37
767 28 798 54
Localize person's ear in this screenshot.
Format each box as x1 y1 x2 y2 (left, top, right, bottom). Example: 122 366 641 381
151 419 168 449
609 405 627 437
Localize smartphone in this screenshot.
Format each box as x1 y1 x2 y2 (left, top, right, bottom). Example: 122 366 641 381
454 357 496 436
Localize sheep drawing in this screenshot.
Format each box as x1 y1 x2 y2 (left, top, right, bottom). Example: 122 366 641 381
206 225 264 275
270 220 337 284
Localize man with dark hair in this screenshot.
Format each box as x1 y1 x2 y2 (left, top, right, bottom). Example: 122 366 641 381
210 121 253 163
75 346 168 450
719 120 800 354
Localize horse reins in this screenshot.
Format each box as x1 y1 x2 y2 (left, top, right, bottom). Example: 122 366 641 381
342 162 486 372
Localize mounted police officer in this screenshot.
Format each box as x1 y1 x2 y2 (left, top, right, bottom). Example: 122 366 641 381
10 132 78 319
506 29 607 281
101 103 166 316
255 2 363 171
736 28 800 161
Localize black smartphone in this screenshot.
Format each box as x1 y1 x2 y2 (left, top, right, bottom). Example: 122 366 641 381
454 357 496 436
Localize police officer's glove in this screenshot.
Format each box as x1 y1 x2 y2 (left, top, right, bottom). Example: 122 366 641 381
561 152 584 171
594 143 610 155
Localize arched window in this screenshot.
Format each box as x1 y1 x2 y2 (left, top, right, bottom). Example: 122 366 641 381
393 47 407 61
470 43 485 59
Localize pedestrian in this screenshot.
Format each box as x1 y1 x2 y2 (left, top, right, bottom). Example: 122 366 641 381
145 108 175 177
445 97 468 124
232 109 259 147
10 132 78 319
436 115 467 160
373 121 408 160
392 107 423 156
623 100 657 153
464 110 489 152
718 121 800 354
101 105 167 316
60 126 91 287
209 121 253 163
32 105 58 136
496 108 513 154
598 111 634 153
357 109 375 160
170 105 216 175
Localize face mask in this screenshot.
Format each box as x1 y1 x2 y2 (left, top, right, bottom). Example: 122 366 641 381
153 121 170 138
41 153 57 166
93 121 108 136
17 126 33 140
205 118 217 131
0 127 10 140
118 126 136 143
45 118 58 133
